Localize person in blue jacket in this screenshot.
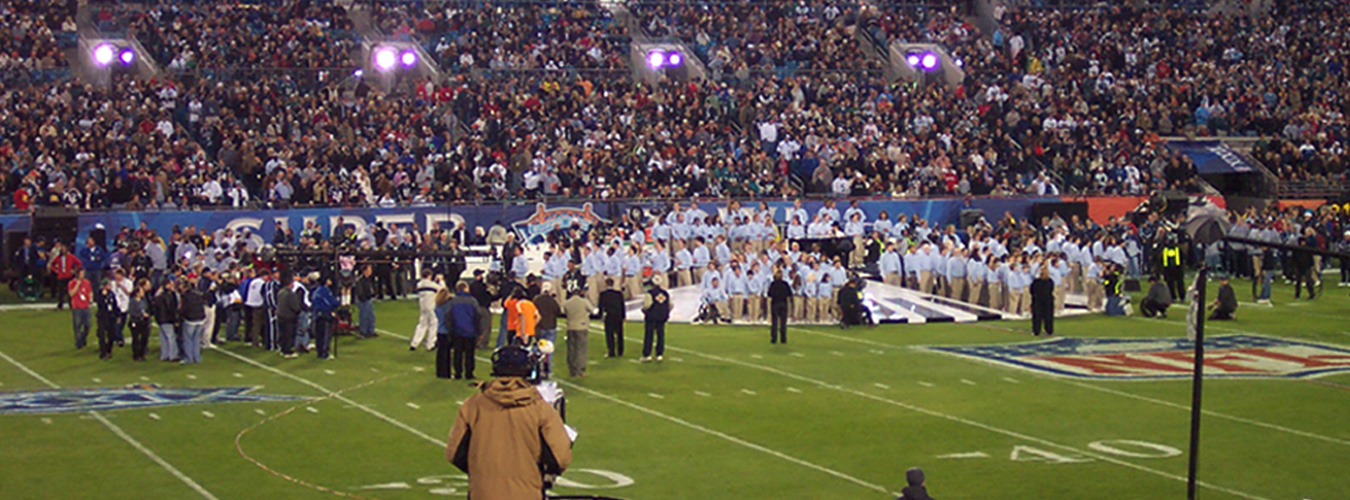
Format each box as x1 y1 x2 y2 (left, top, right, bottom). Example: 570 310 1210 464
78 236 108 289
309 276 340 360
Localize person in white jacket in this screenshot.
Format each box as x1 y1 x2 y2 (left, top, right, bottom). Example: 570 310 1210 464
411 269 445 351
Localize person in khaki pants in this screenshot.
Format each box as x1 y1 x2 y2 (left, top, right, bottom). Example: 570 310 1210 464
1085 259 1105 311
673 241 693 287
879 243 903 287
725 264 749 321
560 289 593 378
815 273 835 323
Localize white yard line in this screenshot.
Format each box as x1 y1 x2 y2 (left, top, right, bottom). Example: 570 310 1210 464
804 326 1350 448
635 340 1271 500
210 344 444 447
554 375 892 495
0 349 220 500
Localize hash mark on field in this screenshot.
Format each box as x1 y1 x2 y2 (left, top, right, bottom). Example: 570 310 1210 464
201 411 215 419
647 393 665 399
936 451 989 460
831 351 845 357
148 413 160 421
789 352 805 358
405 402 421 410
961 379 977 386
869 349 886 355
786 387 803 393
370 367 380 372
750 354 764 359
874 383 891 390
232 373 243 378
139 376 150 382
917 381 935 387
693 391 712 397
41 417 52 424
669 357 684 362
1003 377 1021 384
588 361 598 365
186 374 197 380
628 359 641 364
324 370 336 375
412 367 425 372
92 377 102 383
254 409 266 416
306 407 320 414
456 400 464 406
741 389 758 396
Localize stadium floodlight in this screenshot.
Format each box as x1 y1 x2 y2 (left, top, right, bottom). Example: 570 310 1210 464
92 43 116 67
920 53 939 70
647 49 683 69
373 47 398 71
647 50 666 69
118 48 136 66
905 53 920 67
399 50 418 67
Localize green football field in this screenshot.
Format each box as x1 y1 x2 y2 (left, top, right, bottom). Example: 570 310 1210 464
1 281 1347 500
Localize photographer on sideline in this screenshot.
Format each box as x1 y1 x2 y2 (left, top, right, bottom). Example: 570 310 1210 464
447 346 572 499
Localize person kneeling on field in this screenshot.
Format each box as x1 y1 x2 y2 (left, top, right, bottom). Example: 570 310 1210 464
1140 275 1172 318
1208 275 1238 320
447 345 572 499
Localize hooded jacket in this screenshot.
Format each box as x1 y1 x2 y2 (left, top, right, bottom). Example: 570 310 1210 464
447 377 572 500
899 485 935 500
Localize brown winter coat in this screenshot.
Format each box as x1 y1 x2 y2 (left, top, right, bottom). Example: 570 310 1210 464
446 377 572 500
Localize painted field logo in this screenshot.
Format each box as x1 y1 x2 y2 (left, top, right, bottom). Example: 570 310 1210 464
512 203 608 245
928 335 1350 380
0 385 307 414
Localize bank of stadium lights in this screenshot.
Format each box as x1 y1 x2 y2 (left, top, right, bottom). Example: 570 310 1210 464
646 49 683 70
92 42 135 67
372 46 418 72
905 51 940 71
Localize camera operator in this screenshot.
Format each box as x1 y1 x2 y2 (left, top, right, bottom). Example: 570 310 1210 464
446 346 572 499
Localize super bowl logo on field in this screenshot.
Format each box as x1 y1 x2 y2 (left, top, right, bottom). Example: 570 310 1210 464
927 335 1350 380
512 203 609 245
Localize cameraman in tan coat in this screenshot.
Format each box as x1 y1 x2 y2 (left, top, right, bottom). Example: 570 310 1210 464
446 345 572 499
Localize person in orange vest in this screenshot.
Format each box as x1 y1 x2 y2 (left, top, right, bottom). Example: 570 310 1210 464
68 268 93 349
48 242 83 310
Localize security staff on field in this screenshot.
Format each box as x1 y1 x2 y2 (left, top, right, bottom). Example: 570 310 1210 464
767 271 792 344
1159 235 1185 301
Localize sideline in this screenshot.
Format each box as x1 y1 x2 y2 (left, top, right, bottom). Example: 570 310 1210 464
792 324 1350 448
374 328 895 497
0 349 220 500
601 327 1271 500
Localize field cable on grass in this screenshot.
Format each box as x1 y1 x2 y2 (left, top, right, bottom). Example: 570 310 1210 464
234 373 407 500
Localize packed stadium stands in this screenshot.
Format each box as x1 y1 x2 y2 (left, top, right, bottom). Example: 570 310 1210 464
0 0 1346 211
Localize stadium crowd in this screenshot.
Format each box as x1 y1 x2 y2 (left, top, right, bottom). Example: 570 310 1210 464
0 0 1347 212
0 0 74 71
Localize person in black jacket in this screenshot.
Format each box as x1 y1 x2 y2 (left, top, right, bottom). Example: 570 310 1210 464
641 275 670 362
95 280 119 361
767 271 792 344
276 270 305 358
468 270 494 349
1030 265 1055 336
1208 275 1238 320
179 275 209 364
153 278 182 362
354 265 378 338
897 467 935 500
836 278 864 328
597 278 626 357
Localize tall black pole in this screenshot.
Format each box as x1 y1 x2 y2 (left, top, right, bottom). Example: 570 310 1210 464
1186 267 1208 500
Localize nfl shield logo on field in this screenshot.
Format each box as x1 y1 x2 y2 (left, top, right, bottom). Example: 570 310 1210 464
927 335 1350 380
